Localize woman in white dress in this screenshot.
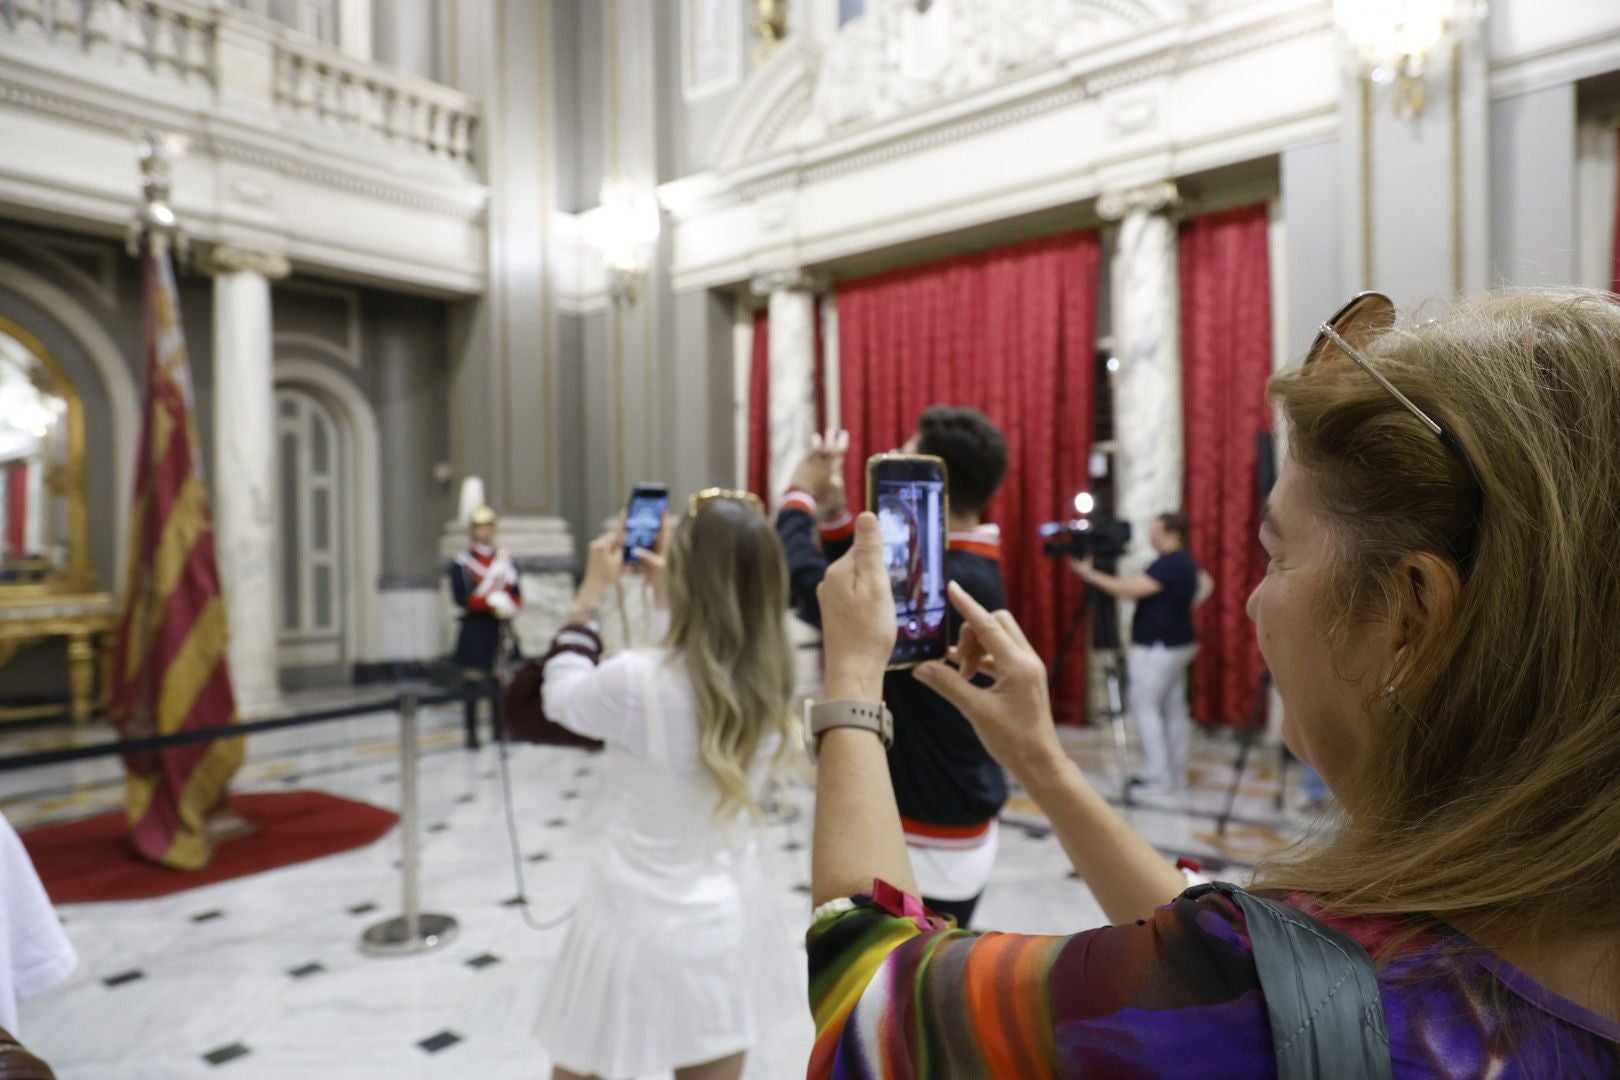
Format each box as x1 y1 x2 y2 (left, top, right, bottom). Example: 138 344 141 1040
534 492 802 1080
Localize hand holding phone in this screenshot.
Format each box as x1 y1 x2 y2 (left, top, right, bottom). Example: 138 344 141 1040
866 454 950 669
623 483 670 566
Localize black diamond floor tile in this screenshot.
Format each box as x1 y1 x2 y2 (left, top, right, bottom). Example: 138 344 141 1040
202 1043 251 1066
417 1031 462 1054
545 817 567 828
427 822 449 833
526 851 550 863
465 952 500 969
103 969 145 988
792 883 812 894
191 909 225 923
288 962 326 978
501 896 528 907
455 793 476 804
347 902 379 916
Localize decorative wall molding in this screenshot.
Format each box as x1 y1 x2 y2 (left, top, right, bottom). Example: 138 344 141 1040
664 0 1342 293
805 0 1174 140
0 229 120 312
273 280 363 368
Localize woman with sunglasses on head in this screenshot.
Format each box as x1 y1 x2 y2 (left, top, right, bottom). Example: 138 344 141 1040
533 492 803 1080
805 290 1620 1077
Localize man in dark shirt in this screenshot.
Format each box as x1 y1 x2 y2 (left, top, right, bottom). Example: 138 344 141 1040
777 407 1008 928
1075 512 1212 797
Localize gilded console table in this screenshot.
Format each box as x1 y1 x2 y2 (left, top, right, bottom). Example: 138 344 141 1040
0 594 117 724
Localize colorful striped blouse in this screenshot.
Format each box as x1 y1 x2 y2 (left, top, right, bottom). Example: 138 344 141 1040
807 882 1620 1077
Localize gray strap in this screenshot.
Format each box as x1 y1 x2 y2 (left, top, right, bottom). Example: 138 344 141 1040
1189 883 1392 1080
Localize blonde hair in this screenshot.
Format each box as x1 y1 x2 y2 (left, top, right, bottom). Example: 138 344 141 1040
1256 289 1620 943
664 499 798 827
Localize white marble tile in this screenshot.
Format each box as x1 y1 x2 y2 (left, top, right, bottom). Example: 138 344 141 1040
5 701 1311 1078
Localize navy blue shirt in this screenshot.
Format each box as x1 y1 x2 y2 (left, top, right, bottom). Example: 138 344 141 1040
1131 550 1199 647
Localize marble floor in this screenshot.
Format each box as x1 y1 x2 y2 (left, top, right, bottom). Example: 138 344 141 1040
0 698 1321 1079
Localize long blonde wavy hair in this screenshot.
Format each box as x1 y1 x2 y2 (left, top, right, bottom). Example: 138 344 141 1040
1255 289 1620 946
664 498 798 827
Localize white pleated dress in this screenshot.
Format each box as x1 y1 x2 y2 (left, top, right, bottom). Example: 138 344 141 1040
534 640 802 1077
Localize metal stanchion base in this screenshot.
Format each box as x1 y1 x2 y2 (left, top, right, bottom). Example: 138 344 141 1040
359 913 459 956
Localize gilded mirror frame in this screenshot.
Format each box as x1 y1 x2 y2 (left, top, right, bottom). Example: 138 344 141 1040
0 313 93 597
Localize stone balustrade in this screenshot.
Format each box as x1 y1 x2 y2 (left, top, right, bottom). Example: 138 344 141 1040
0 0 478 168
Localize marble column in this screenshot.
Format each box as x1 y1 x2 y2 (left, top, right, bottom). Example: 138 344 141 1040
208 245 289 718
752 269 825 501
1100 181 1183 571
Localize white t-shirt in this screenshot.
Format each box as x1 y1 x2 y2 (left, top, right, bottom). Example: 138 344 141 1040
0 810 77 1035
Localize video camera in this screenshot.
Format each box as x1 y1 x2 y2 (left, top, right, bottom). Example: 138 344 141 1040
1038 492 1131 563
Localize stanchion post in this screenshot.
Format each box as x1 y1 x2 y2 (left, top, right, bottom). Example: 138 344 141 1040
360 690 459 956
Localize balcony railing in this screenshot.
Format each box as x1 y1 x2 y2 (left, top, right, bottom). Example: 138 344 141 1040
0 0 479 169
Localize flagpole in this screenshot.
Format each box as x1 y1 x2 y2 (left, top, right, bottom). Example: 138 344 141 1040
126 131 189 266
112 132 252 869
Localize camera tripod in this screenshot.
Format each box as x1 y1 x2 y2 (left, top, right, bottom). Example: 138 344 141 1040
1051 580 1136 807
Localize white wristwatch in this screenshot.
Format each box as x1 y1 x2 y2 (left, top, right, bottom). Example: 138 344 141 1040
805 699 894 759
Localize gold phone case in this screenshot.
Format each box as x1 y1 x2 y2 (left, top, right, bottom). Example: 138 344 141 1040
866 454 951 671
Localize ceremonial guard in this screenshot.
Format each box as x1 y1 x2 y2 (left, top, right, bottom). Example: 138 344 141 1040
449 505 521 748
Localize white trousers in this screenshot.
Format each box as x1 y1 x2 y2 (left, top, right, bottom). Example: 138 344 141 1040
1129 642 1200 791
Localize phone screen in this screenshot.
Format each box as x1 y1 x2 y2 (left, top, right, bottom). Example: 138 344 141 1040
867 456 949 668
623 485 669 565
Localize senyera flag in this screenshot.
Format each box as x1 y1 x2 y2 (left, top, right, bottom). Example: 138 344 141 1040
106 248 243 870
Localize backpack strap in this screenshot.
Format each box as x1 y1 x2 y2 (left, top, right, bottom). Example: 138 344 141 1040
1184 882 1392 1080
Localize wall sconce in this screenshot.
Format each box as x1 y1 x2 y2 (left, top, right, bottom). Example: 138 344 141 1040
586 178 662 306
1334 0 1482 120
751 0 787 63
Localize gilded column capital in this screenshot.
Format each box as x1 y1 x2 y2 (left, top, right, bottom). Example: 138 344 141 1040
749 267 827 297
203 244 291 280
1097 180 1182 223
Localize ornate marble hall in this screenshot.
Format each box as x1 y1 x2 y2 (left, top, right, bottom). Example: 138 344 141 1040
0 0 1618 1076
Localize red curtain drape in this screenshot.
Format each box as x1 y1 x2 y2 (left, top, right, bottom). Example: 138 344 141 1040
836 230 1100 712
746 310 770 500
3 462 26 558
1179 204 1273 727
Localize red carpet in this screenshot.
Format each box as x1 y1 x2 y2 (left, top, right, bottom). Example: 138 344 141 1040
20 791 399 904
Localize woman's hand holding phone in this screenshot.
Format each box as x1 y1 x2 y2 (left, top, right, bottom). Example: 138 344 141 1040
817 512 897 703
567 525 627 625
916 583 1066 783
632 515 673 610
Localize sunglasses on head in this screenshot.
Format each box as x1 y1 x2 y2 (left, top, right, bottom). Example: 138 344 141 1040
1306 292 1484 568
688 488 767 517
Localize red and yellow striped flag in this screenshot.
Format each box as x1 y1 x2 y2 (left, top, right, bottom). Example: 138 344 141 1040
107 249 243 870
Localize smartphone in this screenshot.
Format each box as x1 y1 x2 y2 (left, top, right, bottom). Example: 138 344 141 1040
866 454 950 670
623 483 669 565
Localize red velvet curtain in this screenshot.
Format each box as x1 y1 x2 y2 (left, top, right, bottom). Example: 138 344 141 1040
746 310 770 500
3 462 25 557
836 231 1100 712
1179 204 1273 727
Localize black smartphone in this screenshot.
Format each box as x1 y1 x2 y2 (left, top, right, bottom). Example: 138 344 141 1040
623 483 670 565
866 454 950 670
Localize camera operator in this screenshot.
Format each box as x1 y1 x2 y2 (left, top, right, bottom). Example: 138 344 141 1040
1073 512 1213 797
777 408 1008 928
